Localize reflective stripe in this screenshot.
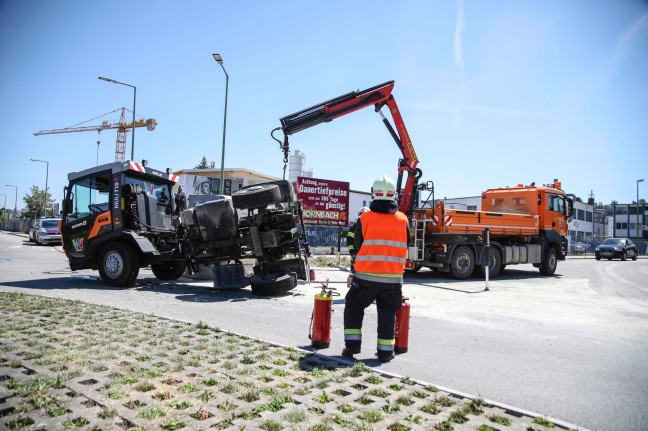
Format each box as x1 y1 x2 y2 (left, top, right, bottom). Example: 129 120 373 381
377 344 394 351
356 255 407 263
347 232 355 238
377 338 395 346
344 329 362 342
363 239 407 247
347 245 356 251
355 273 403 284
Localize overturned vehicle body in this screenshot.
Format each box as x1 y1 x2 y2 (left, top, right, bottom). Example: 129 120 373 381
60 161 310 295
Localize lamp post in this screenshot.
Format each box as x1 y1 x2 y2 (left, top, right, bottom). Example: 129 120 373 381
5 184 17 221
30 158 49 216
98 76 137 161
638 179 644 243
212 53 229 195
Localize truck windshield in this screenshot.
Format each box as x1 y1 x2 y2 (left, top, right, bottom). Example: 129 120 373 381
124 176 171 204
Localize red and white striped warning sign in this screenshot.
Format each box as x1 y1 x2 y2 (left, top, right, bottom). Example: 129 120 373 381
444 215 453 226
128 161 145 173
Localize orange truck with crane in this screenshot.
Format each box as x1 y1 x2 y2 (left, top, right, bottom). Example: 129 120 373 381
275 81 573 279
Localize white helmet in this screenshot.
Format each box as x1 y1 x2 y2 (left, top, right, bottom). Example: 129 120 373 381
371 176 397 201
358 206 370 216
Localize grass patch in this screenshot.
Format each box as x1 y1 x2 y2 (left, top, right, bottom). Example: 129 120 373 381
137 406 166 419
534 416 556 428
489 414 512 426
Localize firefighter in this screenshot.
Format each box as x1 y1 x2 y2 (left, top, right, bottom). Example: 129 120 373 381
342 176 409 363
346 206 370 272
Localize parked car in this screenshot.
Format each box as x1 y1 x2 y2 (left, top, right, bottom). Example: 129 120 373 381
594 238 638 261
32 216 62 245
571 242 587 254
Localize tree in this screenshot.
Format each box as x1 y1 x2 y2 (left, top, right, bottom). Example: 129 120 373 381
23 186 56 219
194 156 216 169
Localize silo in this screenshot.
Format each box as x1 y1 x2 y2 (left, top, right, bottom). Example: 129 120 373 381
289 150 305 183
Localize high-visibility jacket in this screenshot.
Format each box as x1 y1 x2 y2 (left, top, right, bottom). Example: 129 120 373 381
354 210 409 282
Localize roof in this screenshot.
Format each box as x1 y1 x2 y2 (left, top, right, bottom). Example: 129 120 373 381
173 168 280 181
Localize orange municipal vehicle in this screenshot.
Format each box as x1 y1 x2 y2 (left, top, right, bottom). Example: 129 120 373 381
275 81 573 279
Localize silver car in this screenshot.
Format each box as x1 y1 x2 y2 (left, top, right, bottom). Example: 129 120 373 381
32 217 62 245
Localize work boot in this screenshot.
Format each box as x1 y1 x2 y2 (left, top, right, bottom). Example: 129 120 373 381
342 347 360 358
377 351 395 363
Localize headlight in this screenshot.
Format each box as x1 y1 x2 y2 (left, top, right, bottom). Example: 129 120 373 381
38 228 47 234
614 247 621 251
595 247 600 251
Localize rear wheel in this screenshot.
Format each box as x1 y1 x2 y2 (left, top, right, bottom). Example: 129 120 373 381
450 246 475 280
152 260 187 280
250 273 296 296
478 248 502 278
540 248 558 276
98 242 139 287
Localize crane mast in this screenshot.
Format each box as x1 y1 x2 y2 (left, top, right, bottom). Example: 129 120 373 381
34 108 157 162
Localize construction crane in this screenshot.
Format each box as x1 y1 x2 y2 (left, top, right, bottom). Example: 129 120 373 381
34 107 157 162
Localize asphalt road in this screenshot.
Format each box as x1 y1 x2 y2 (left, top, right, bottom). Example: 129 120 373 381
1 231 647 431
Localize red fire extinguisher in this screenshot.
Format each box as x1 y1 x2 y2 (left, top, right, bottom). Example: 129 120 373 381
394 296 410 353
309 280 338 349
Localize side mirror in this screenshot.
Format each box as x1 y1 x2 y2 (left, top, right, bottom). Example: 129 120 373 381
62 199 72 215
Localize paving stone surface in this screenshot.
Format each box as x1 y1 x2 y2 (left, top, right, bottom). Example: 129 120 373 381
0 292 579 431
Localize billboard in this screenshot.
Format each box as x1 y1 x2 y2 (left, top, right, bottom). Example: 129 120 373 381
296 176 349 226
180 174 233 196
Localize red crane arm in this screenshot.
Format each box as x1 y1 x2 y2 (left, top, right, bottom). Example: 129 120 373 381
279 80 422 215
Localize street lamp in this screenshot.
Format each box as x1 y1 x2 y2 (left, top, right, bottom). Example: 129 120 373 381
638 179 645 243
30 158 49 216
5 184 17 220
212 53 229 195
98 76 137 161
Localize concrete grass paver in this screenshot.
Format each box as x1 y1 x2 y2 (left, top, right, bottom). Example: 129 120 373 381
1 292 584 431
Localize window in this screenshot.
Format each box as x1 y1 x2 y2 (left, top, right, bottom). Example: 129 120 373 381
629 223 636 230
550 195 566 215
616 222 628 230
577 209 585 221
514 198 526 205
65 171 111 222
576 231 585 240
467 205 477 210
586 211 592 222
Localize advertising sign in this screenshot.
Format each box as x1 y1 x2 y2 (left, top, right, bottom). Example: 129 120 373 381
296 176 349 226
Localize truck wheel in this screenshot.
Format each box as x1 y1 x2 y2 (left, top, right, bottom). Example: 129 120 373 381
539 248 558 276
151 260 187 281
478 248 502 278
98 242 139 287
450 246 475 280
232 184 281 209
250 273 296 296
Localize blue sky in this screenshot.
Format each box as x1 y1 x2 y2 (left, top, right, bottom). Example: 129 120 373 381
1 0 647 212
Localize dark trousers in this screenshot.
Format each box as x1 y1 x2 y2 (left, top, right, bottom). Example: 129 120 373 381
343 277 402 350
